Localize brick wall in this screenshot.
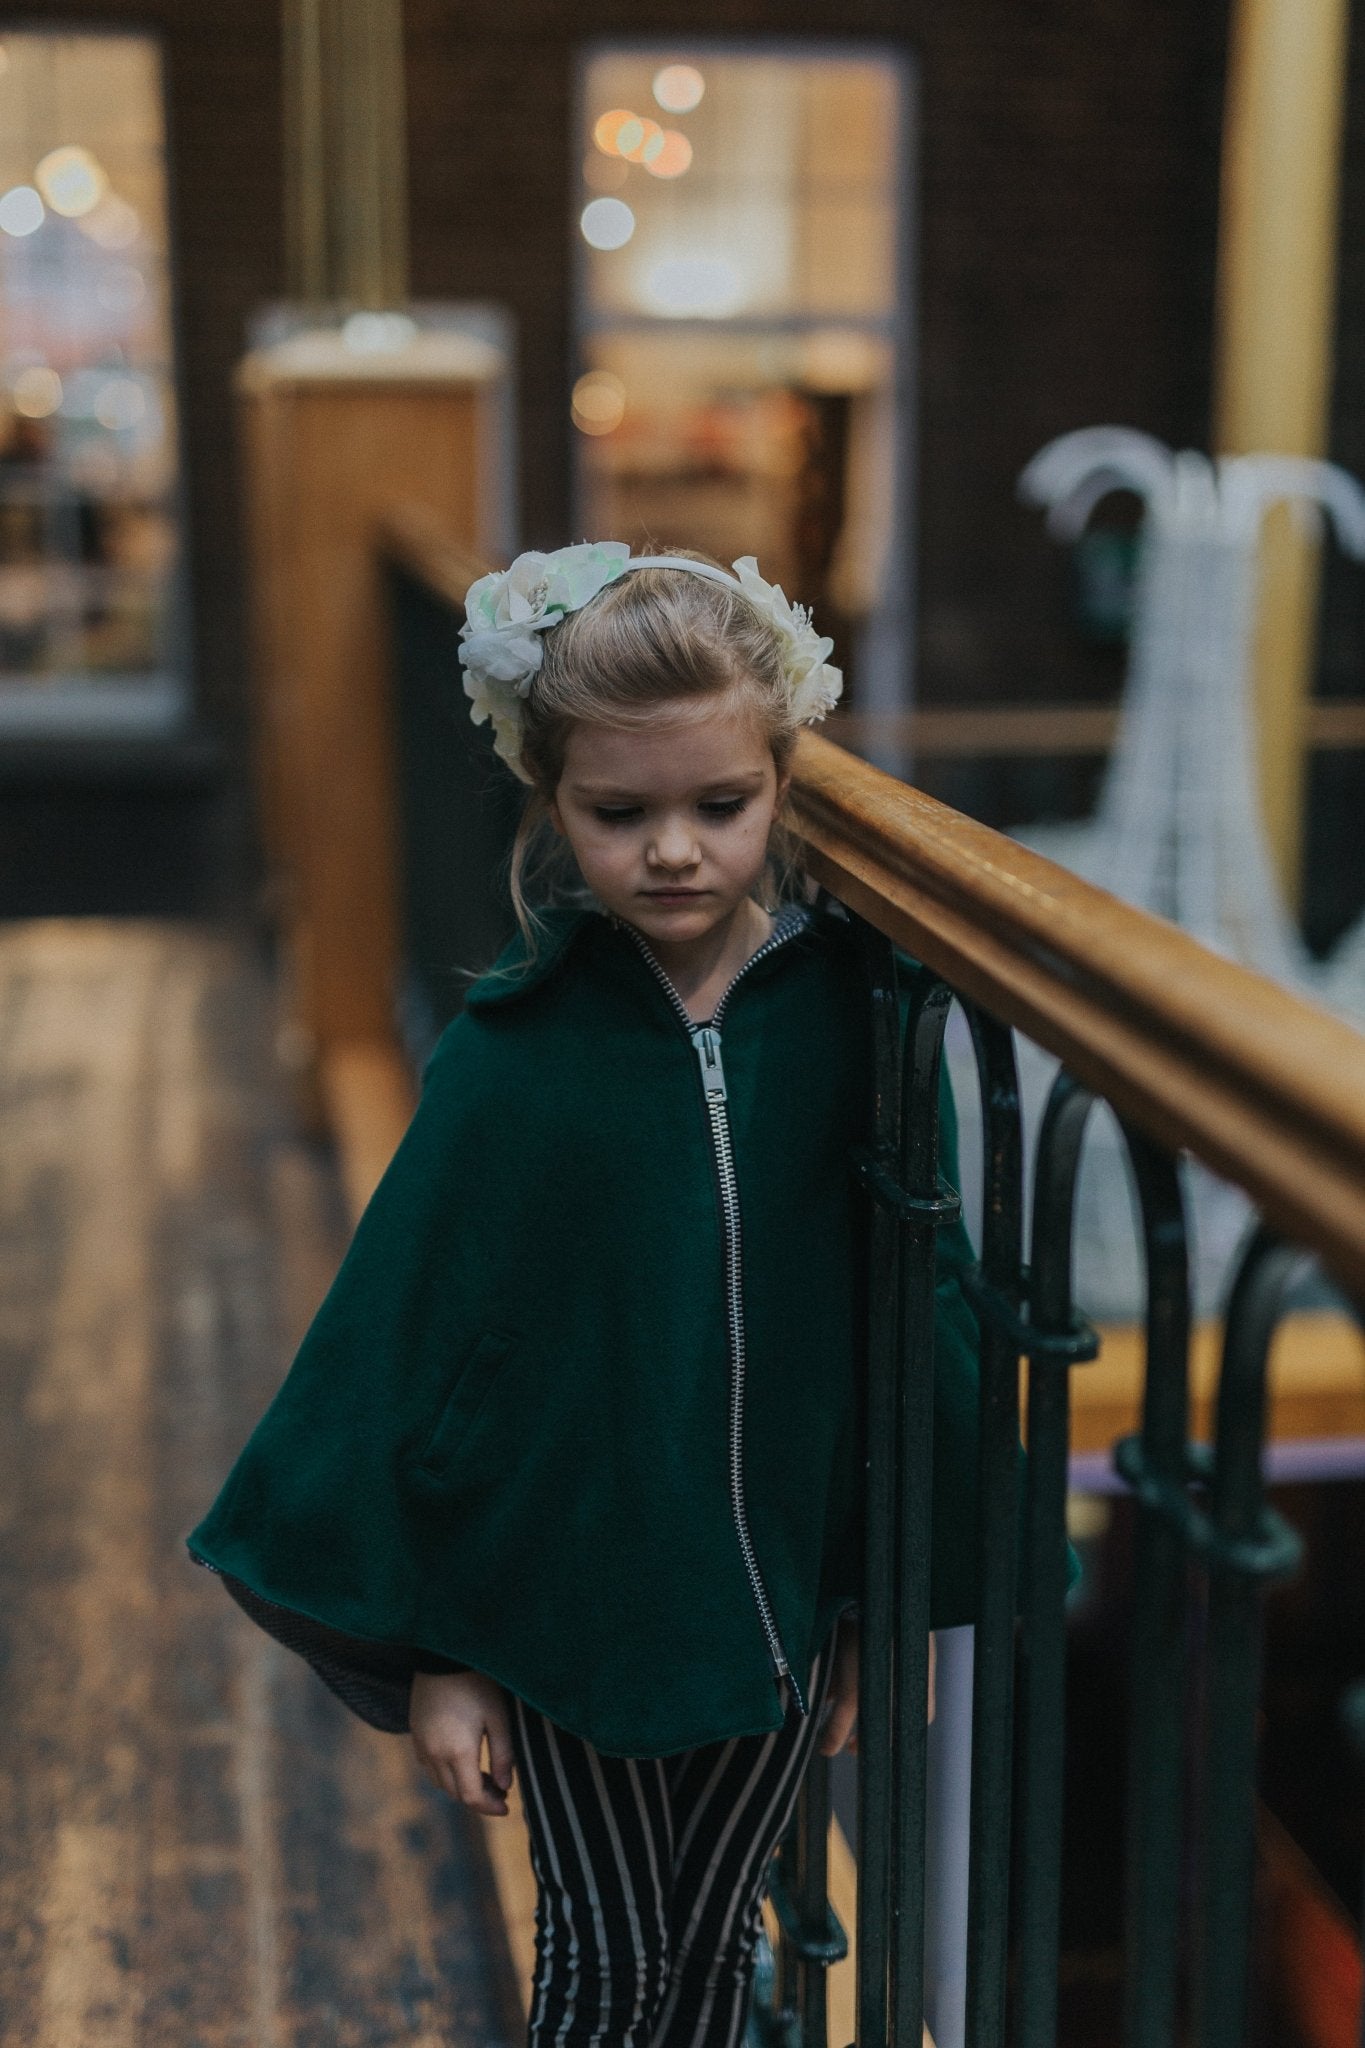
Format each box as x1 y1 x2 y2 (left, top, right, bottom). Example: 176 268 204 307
7 3 1234 730
404 0 1230 712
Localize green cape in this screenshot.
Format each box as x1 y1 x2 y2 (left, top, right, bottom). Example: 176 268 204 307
187 902 996 1757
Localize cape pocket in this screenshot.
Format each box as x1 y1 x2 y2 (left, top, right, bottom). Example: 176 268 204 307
411 1330 519 1480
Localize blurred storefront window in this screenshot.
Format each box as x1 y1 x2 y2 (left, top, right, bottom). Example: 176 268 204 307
574 48 914 725
0 32 184 735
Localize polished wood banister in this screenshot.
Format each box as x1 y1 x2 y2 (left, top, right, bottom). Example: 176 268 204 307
791 727 1365 1298
376 500 493 611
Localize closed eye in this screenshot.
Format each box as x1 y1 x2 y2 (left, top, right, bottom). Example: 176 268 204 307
591 796 749 824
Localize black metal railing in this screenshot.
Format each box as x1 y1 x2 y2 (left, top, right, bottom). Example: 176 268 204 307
378 517 1365 2048
382 542 519 1058
1343 1681 1365 2048
775 937 1322 2048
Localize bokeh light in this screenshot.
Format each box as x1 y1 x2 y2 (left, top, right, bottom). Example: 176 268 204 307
96 265 147 315
341 310 418 353
619 117 665 165
0 185 45 237
645 130 693 180
79 193 141 249
571 370 626 436
12 366 63 418
580 198 635 251
583 151 628 194
652 65 705 114
592 109 635 157
94 377 146 431
640 256 745 318
35 145 106 219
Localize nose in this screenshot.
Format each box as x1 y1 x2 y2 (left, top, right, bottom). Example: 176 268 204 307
647 814 700 873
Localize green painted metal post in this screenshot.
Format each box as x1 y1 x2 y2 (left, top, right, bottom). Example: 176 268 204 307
1197 1231 1306 2048
893 975 960 2046
854 922 906 2048
1115 1132 1192 2048
1016 1074 1101 2048
961 1013 1024 2048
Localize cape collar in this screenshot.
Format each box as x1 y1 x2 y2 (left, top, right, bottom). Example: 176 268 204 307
464 900 813 1010
462 904 596 1008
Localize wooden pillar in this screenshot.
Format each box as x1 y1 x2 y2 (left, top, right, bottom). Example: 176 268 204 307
1212 0 1352 905
282 0 409 308
237 338 510 1121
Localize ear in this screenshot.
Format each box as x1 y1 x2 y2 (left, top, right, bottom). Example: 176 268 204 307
547 791 567 838
773 761 793 809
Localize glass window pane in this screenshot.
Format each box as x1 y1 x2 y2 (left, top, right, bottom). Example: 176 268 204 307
575 45 912 723
0 30 184 733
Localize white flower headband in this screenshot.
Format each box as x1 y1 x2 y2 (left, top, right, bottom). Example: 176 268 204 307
457 541 843 782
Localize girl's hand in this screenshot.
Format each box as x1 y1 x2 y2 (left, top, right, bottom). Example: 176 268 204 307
409 1670 515 1816
816 1620 937 1757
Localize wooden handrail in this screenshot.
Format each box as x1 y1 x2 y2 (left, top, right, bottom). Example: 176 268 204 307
792 729 1365 1298
377 500 493 610
377 505 1365 1299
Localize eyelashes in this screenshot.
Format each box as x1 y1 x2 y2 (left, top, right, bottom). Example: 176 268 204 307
592 797 750 826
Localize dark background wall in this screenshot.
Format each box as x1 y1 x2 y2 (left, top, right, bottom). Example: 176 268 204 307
404 0 1231 714
2 0 284 916
5 0 1234 765
12 0 285 740
10 0 1365 932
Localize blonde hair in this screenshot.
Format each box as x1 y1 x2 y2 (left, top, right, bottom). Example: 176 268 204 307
506 545 806 949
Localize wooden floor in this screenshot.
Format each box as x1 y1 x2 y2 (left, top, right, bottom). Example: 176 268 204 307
0 918 517 2048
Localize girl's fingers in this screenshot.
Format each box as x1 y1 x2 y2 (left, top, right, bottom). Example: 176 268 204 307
486 1718 516 1796
478 1772 511 1817
451 1742 493 1809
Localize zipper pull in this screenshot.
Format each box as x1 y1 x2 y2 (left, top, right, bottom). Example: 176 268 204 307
691 1025 727 1102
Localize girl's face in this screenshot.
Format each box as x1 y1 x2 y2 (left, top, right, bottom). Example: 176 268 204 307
548 696 791 957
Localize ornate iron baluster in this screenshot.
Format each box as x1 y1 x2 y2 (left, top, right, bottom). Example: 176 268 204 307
894 966 960 2046
1342 1679 1365 2048
1113 1126 1193 2048
853 917 906 2048
1197 1227 1306 2048
1015 1072 1102 2048
957 1005 1025 2048
846 926 962 2048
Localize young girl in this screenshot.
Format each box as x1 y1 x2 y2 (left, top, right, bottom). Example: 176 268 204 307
187 542 986 2048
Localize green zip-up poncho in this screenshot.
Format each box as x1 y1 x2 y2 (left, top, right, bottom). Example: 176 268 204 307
187 899 990 1759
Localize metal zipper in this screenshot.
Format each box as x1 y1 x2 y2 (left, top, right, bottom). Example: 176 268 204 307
618 905 810 1714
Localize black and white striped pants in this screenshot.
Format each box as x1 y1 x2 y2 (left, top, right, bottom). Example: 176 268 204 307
509 1628 839 2048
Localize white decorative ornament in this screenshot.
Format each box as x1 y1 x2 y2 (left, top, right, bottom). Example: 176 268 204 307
941 426 1365 1329
729 555 843 723
458 544 843 780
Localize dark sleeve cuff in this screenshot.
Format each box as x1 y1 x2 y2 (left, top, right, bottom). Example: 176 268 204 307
410 1649 469 1675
